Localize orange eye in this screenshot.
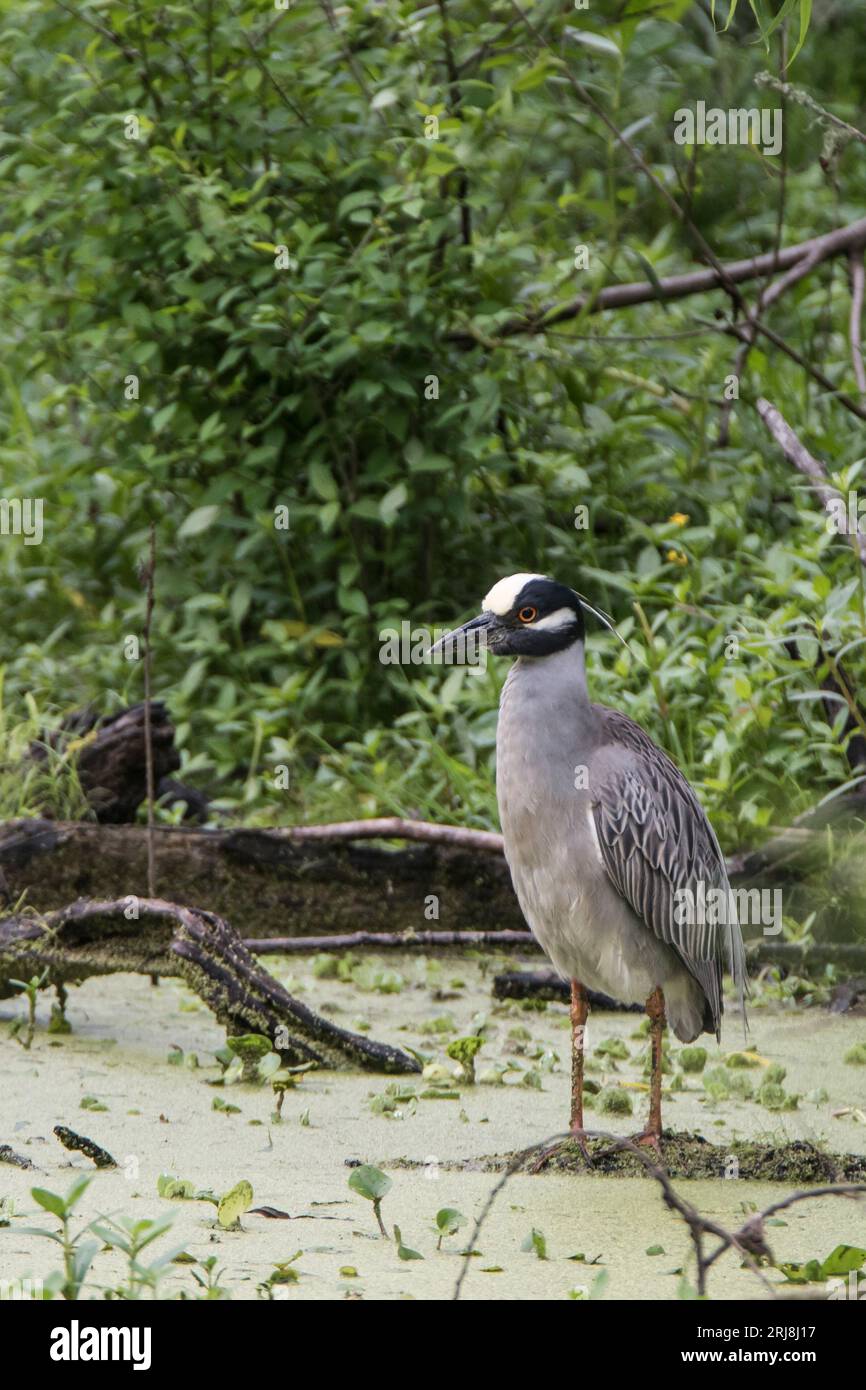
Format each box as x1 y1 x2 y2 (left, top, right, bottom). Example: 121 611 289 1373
518 606 537 623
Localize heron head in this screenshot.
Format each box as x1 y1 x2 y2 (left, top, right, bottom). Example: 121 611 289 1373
430 573 586 660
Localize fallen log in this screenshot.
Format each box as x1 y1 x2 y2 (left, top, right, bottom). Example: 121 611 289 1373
493 942 866 1004
0 819 522 935
492 970 640 1011
248 928 536 954
2 814 866 942
0 897 419 1075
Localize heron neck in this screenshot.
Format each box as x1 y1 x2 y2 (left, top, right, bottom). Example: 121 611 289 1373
512 640 592 714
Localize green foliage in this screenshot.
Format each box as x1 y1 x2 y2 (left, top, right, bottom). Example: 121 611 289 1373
778 1243 866 1284
678 1045 708 1073
598 1086 633 1115
216 1179 254 1230
521 1227 548 1260
0 0 864 861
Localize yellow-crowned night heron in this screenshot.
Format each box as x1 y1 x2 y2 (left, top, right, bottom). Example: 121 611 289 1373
431 574 748 1150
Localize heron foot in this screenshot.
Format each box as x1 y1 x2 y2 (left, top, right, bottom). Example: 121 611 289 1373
632 1128 663 1154
530 1130 594 1173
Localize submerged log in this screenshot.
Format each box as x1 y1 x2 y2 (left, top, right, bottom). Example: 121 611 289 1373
0 897 419 1075
493 941 866 1004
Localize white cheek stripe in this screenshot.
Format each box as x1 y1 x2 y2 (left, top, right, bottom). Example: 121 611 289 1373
533 605 576 632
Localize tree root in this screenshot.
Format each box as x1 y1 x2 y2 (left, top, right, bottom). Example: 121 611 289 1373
0 896 419 1075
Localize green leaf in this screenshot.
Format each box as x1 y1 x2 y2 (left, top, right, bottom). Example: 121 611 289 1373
521 1227 548 1259
379 483 408 524
394 1225 424 1260
566 28 621 60
820 1245 866 1277
178 505 220 538
309 461 338 502
217 1180 254 1229
435 1207 467 1237
31 1187 67 1218
348 1165 392 1202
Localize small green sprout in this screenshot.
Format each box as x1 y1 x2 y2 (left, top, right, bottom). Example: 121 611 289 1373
446 1035 483 1084
435 1207 467 1250
757 1081 798 1111
394 1225 424 1260
8 970 49 1049
521 1227 548 1260
157 1174 197 1200
703 1066 730 1101
225 1033 277 1084
212 1096 241 1115
80 1095 108 1112
595 1037 629 1060
348 1164 392 1237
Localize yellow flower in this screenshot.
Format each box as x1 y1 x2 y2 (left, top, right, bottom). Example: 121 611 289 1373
668 512 689 527
666 549 688 567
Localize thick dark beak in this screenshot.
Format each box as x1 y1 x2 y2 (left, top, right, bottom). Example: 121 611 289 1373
427 611 495 660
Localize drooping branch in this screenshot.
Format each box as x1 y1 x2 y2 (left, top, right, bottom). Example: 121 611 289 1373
0 897 419 1075
448 217 866 345
756 396 866 568
755 72 866 148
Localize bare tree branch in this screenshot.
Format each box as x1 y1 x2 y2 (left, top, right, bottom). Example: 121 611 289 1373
276 816 505 853
756 397 866 568
449 217 866 344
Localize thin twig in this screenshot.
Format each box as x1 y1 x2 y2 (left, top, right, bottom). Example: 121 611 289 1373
717 251 820 445
755 72 866 147
849 249 866 397
141 524 157 900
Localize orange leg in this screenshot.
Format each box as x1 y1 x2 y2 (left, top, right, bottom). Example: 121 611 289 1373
637 985 666 1150
570 979 589 1132
531 978 592 1171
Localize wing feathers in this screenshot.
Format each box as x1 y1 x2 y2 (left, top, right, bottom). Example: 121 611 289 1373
590 708 748 1034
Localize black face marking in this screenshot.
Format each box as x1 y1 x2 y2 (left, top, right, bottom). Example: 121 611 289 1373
487 578 585 657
